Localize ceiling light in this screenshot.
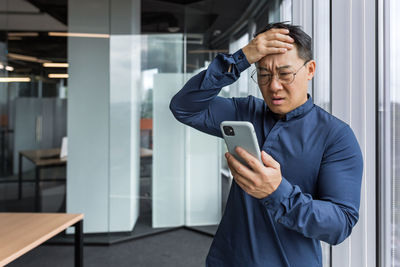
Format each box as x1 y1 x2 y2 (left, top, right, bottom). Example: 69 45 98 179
8 32 39 37
0 65 3 69
8 53 51 64
8 37 23 41
48 32 110 38
43 63 69 68
5 66 14 71
48 74 69 78
0 77 31 82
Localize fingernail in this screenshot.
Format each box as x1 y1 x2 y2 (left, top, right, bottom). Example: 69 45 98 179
225 152 229 158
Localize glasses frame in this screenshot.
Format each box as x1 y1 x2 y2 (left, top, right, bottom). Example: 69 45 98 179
251 60 311 86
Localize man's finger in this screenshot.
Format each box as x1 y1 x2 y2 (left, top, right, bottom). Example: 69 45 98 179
264 47 288 55
263 32 294 43
227 159 252 191
234 147 263 172
265 28 290 35
266 40 294 50
261 151 280 169
233 175 249 192
225 152 255 180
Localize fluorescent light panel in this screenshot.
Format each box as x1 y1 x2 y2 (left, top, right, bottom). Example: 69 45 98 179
8 32 39 37
43 63 69 68
0 77 31 82
48 74 69 78
8 37 23 41
8 53 51 64
48 32 110 38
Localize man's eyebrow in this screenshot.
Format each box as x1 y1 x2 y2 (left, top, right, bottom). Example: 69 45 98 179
277 65 291 70
257 65 292 71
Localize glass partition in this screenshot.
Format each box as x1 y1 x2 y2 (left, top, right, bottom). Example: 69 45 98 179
0 0 68 213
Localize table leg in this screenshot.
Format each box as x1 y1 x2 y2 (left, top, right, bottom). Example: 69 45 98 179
18 153 22 199
35 167 41 212
74 220 84 267
0 131 4 174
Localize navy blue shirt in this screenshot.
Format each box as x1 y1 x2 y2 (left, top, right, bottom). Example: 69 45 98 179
169 49 363 267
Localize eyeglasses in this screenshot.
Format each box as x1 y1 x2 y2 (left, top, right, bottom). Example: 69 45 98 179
250 60 310 86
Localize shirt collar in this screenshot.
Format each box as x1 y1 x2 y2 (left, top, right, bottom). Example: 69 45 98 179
267 94 314 121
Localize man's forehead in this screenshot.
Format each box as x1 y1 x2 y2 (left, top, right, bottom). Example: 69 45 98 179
257 46 300 70
257 65 292 71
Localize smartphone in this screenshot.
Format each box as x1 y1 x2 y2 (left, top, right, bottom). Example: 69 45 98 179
220 121 262 168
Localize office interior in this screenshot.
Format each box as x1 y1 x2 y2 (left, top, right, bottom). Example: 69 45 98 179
0 0 398 266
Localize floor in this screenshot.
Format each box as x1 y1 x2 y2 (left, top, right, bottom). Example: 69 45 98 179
8 228 212 267
0 166 221 267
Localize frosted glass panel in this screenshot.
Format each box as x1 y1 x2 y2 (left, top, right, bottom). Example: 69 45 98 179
152 72 222 227
109 35 141 231
186 126 221 226
152 73 185 228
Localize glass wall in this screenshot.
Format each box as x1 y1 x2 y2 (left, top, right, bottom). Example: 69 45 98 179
387 0 400 265
0 0 68 213
379 1 400 266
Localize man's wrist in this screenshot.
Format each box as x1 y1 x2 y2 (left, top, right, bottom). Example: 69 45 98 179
232 49 251 72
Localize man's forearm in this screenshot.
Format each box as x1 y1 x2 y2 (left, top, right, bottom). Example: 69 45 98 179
261 177 358 245
169 50 250 124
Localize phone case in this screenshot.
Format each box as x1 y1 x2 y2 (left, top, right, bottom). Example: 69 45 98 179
220 121 262 168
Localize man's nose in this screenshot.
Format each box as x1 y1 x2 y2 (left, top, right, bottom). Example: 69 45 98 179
269 75 283 91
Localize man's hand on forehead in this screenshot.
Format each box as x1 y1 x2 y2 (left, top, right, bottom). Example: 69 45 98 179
242 28 295 65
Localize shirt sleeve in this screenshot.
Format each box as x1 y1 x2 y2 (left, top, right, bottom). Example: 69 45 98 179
169 49 251 137
259 125 363 245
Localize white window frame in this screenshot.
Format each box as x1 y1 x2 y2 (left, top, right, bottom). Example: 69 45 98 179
293 1 331 266
330 0 377 266
294 0 377 266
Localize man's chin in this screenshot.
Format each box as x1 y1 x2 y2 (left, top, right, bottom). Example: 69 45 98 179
268 105 287 116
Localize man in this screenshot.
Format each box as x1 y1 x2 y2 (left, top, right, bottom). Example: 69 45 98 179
169 22 363 267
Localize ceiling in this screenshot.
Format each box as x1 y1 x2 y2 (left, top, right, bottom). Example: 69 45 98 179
2 0 253 76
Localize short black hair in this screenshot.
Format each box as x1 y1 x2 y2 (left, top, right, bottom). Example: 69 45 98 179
254 22 312 61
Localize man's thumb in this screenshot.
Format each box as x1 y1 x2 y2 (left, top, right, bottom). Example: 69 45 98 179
262 151 279 169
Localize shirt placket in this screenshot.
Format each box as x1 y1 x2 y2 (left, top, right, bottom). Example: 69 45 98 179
262 119 284 157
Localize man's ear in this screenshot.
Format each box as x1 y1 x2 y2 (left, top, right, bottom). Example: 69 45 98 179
306 60 316 80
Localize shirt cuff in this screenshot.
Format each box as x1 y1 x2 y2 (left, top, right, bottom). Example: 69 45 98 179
259 177 293 214
232 49 251 73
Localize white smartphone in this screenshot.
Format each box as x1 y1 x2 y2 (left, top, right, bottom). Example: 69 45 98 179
220 121 262 168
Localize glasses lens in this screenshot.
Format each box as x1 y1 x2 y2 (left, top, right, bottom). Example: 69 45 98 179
257 74 272 85
278 72 294 84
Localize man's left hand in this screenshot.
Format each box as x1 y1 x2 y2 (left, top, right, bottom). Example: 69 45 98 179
225 147 282 199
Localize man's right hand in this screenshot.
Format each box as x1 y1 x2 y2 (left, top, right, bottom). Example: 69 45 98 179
242 28 295 64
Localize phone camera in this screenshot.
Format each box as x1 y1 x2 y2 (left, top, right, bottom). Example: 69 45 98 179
223 126 235 136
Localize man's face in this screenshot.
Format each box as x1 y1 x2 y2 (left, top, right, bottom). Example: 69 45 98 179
256 46 316 116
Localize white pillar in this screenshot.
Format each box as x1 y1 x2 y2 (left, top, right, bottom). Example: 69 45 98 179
67 0 141 233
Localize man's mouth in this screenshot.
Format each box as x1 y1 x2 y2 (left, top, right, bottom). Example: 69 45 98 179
271 97 285 105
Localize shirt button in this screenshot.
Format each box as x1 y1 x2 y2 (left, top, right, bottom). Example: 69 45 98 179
278 219 283 223
264 201 269 205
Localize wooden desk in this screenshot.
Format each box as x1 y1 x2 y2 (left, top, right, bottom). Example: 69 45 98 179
0 213 83 267
18 148 67 211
